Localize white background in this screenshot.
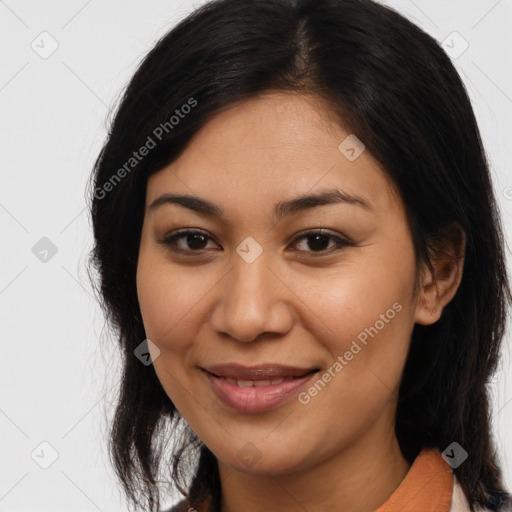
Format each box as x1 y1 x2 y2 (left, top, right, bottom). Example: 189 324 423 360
1 0 511 510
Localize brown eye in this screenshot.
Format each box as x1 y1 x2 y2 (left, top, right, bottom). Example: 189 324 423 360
157 228 353 257
157 229 218 253
290 230 353 255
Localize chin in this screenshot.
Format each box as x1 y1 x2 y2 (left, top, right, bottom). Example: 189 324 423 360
217 441 310 475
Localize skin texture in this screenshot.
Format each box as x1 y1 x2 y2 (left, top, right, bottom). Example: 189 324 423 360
136 92 465 512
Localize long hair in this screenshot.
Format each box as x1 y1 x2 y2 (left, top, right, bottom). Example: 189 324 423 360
87 0 512 510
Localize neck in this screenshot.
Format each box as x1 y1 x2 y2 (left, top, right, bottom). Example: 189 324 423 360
217 415 411 512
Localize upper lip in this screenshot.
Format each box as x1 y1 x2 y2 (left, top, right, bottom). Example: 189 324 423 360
201 363 319 380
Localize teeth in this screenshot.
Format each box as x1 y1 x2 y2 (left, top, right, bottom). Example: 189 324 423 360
254 380 271 387
238 378 285 386
216 375 307 386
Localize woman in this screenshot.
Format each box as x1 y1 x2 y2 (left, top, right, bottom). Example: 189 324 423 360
88 0 512 511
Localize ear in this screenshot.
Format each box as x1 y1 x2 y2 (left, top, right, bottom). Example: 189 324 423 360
414 222 466 325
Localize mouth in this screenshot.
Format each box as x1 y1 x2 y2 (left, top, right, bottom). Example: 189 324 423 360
200 364 321 413
201 363 320 384
204 371 318 387
212 374 312 388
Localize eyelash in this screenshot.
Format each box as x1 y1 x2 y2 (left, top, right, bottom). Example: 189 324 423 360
156 229 354 257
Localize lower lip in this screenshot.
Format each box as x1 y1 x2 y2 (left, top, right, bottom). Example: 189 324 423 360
201 369 318 413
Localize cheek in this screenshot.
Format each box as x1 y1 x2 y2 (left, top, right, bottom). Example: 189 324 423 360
136 251 217 353
295 279 413 449
297 246 414 347
136 263 172 343
135 255 206 414
302 281 411 399
298 241 416 396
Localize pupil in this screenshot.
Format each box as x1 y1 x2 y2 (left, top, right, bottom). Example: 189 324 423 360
188 233 207 250
309 235 329 251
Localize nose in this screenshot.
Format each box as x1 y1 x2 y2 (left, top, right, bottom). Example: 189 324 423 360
209 250 294 342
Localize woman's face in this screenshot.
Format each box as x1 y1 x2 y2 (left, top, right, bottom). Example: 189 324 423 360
136 92 426 475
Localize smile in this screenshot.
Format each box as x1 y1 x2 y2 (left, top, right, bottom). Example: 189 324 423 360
200 366 320 413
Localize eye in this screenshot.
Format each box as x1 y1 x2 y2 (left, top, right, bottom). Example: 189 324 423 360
289 229 353 256
157 229 218 253
157 228 353 256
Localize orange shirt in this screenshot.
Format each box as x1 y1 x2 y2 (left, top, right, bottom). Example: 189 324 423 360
376 448 453 512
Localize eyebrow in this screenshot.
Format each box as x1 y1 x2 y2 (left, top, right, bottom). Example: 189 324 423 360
148 187 374 221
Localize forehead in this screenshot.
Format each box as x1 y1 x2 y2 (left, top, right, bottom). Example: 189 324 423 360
146 92 401 218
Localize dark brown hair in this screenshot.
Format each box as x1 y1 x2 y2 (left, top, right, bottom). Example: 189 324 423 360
87 0 512 510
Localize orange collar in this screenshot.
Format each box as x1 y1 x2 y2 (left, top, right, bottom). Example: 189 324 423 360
186 447 453 512
376 448 453 512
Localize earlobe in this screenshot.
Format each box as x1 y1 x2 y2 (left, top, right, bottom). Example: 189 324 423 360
414 266 444 325
414 223 466 326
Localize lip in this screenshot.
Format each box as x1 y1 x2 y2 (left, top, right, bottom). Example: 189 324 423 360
201 363 318 380
200 365 319 413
